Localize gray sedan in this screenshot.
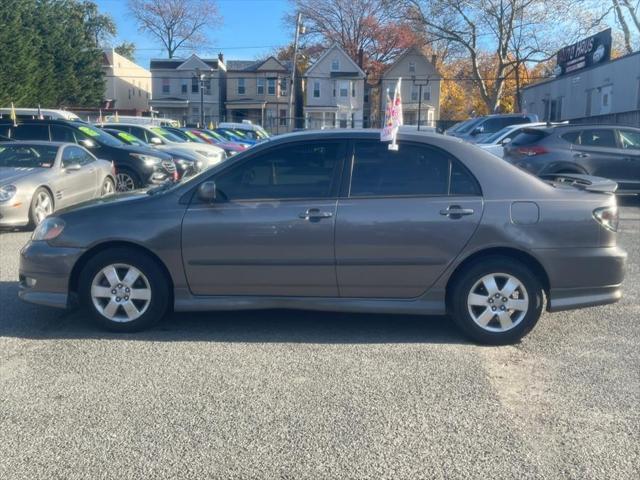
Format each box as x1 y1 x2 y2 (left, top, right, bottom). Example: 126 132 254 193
0 141 115 227
18 131 626 344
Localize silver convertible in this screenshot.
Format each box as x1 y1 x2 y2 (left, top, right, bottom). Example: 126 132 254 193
0 141 115 227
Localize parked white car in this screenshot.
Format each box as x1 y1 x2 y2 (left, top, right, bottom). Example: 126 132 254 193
102 123 225 169
0 108 84 122
475 122 548 158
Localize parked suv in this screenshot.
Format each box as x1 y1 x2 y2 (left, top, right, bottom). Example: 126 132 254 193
0 119 176 191
504 124 640 194
447 114 539 143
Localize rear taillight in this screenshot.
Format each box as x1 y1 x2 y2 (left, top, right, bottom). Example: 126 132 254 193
517 146 548 156
593 206 619 232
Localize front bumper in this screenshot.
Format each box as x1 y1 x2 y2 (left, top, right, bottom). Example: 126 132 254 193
0 196 31 227
18 240 84 309
536 246 627 312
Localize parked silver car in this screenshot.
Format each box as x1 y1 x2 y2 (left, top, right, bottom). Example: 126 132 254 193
0 141 115 227
18 131 626 344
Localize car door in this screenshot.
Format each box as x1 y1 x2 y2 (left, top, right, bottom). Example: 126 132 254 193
181 140 346 296
335 140 483 298
615 129 640 191
56 146 98 206
572 128 629 181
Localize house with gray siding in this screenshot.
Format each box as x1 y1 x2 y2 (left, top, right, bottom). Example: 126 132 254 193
303 44 366 129
149 54 226 125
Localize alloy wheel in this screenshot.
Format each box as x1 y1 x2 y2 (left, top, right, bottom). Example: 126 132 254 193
101 178 115 196
467 273 529 332
115 173 135 192
90 263 152 322
33 191 53 225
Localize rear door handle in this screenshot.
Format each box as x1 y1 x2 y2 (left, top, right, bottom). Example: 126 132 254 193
574 152 589 158
440 205 475 219
299 208 333 220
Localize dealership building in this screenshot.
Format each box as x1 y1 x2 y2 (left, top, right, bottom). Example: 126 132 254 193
521 30 640 127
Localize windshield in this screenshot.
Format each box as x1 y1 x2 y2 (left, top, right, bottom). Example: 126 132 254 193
150 127 185 143
0 144 58 168
76 124 124 147
181 130 207 143
481 126 518 145
456 118 483 134
110 130 146 146
201 130 225 142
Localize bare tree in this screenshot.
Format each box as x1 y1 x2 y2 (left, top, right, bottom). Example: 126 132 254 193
403 0 587 113
288 0 418 74
128 0 221 58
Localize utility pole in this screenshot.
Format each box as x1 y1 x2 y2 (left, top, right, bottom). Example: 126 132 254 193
412 76 430 131
288 12 303 130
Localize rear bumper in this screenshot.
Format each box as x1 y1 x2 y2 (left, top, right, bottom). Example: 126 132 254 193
535 246 627 312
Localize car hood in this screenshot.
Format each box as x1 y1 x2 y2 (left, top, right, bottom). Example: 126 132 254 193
0 167 46 185
55 190 149 217
168 142 224 157
121 144 173 160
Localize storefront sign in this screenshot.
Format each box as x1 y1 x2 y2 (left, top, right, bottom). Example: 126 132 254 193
555 29 611 76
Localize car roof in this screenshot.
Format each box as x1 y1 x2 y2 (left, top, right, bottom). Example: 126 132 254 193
263 129 465 147
0 140 68 147
0 118 83 126
527 123 639 133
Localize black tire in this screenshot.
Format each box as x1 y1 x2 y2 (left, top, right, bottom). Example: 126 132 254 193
115 168 141 192
449 256 544 345
78 247 170 332
28 187 54 228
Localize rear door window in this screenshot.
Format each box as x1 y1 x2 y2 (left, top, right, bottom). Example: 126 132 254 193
561 131 580 144
349 141 480 197
51 124 77 143
511 130 547 146
11 124 50 141
580 129 617 148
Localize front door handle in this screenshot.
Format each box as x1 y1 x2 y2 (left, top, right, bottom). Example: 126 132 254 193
440 205 475 219
574 152 589 159
299 208 333 220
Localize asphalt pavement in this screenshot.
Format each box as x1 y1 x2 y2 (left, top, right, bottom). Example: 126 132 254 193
1 205 639 479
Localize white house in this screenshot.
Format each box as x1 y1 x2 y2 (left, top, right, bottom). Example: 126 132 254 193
303 44 366 129
102 49 152 112
380 47 441 128
149 54 227 125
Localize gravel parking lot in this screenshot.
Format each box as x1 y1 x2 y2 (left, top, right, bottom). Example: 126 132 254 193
1 205 639 479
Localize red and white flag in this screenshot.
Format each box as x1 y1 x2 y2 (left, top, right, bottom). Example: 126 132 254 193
380 78 403 149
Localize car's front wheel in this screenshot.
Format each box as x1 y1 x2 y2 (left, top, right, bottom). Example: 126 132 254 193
449 256 544 345
78 248 169 332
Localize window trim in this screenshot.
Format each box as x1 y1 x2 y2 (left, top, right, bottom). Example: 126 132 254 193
341 140 483 199
190 139 349 203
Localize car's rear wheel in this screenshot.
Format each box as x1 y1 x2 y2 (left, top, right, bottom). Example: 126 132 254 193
115 169 140 192
449 256 544 345
29 187 54 227
101 177 115 196
78 248 169 332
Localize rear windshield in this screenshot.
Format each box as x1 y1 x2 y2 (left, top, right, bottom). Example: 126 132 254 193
0 144 58 168
511 130 548 146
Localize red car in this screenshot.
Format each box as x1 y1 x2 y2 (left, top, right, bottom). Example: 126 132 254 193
185 129 248 156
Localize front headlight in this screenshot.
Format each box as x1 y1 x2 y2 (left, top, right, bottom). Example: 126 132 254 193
32 217 65 241
131 153 163 166
195 149 216 158
0 184 17 202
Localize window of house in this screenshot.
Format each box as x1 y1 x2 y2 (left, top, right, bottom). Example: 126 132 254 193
339 81 349 97
339 113 348 128
213 141 342 200
411 87 418 102
585 89 592 116
331 58 340 71
203 79 211 95
279 109 287 126
162 78 170 94
192 77 199 93
313 80 320 98
409 61 416 73
280 77 287 96
257 77 264 95
267 78 276 95
351 82 355 97
423 86 431 101
349 141 479 197
238 78 245 95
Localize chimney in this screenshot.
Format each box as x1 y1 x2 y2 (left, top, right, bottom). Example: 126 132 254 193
218 52 224 64
430 54 437 67
357 48 364 69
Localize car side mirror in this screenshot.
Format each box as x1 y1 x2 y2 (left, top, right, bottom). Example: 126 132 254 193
64 163 81 172
197 181 217 203
471 126 484 136
150 136 163 145
501 137 512 145
79 139 95 149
